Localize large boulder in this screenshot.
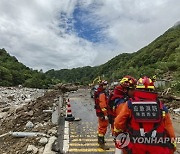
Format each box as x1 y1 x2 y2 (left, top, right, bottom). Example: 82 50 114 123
53 83 78 92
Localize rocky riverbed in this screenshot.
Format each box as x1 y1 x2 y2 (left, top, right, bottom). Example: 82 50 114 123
0 87 62 154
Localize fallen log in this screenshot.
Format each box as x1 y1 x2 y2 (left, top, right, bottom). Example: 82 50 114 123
10 132 49 138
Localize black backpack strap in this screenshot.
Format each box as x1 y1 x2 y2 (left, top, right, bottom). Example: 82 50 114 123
114 98 125 107
127 99 132 109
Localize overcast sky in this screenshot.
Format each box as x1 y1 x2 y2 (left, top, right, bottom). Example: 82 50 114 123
0 0 180 71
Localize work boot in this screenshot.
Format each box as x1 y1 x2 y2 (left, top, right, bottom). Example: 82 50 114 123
98 136 110 150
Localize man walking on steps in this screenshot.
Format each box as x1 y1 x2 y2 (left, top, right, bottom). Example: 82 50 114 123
94 80 110 150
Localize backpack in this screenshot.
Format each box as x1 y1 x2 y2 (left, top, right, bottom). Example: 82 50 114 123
94 88 104 117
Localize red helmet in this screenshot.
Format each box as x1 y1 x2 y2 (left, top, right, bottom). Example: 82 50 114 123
120 76 137 89
137 76 155 89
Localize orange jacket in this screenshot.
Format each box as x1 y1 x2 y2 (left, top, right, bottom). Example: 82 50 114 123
99 93 108 116
115 103 126 117
114 102 175 140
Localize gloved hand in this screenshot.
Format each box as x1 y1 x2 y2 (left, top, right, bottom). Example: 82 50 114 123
104 116 108 120
113 128 123 137
172 142 176 152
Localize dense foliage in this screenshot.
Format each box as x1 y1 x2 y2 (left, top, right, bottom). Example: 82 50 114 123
46 25 180 92
0 49 53 88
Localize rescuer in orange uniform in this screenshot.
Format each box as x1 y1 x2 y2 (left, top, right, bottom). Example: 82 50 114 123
108 76 137 134
94 80 109 150
114 76 176 154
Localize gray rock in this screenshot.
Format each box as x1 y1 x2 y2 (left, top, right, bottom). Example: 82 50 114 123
43 122 48 126
0 112 7 119
23 106 28 111
1 107 10 112
39 137 48 146
35 123 44 128
38 147 44 154
25 98 31 103
173 108 180 114
27 145 38 154
48 127 57 136
27 110 34 116
51 139 60 152
25 121 34 129
43 136 57 154
52 110 58 124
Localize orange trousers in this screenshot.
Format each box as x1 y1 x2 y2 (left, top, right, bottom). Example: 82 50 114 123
98 117 109 136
